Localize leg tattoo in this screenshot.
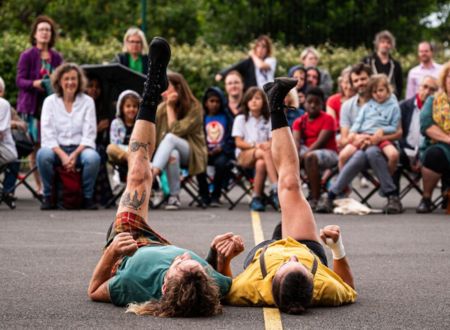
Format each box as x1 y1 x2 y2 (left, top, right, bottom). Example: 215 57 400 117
120 190 146 210
130 141 149 153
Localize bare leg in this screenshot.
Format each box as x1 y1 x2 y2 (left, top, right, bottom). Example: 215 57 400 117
338 144 356 170
255 148 277 184
421 166 441 199
271 127 319 242
253 159 267 196
382 145 399 175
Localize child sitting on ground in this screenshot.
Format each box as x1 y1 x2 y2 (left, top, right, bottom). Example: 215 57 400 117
106 90 140 167
339 74 400 174
232 87 278 211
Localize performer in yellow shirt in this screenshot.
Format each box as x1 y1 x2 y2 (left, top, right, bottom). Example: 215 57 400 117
224 78 357 314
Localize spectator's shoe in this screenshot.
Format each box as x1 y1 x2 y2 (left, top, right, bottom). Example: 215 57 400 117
416 197 433 213
165 195 181 210
140 37 171 111
83 198 98 210
40 196 55 211
2 192 16 209
150 189 165 209
316 196 334 213
263 77 297 112
308 198 319 212
209 197 222 208
250 196 265 212
384 195 403 214
269 190 280 211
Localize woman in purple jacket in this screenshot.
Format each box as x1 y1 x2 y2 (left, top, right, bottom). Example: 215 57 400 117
16 15 63 194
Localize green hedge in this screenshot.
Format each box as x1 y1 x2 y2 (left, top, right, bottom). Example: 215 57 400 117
1 32 447 106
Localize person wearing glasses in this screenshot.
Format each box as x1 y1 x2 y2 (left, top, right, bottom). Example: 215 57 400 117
113 27 149 74
225 78 356 314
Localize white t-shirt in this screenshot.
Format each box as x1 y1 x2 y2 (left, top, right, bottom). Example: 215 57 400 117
0 98 18 164
231 114 271 157
255 57 276 88
40 93 97 149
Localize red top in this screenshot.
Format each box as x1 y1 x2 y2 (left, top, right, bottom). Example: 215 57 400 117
292 111 337 151
326 93 342 129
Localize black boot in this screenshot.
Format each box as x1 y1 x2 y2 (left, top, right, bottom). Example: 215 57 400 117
263 77 297 112
40 196 55 211
83 198 98 210
139 37 172 118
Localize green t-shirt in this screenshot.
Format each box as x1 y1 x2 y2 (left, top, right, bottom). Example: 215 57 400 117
128 54 143 74
108 245 232 306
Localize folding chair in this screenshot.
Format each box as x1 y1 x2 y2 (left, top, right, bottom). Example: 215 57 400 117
350 170 380 208
0 163 16 209
12 159 43 202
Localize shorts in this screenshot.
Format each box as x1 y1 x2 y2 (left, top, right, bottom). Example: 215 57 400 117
105 211 171 249
299 146 338 170
237 148 257 168
352 140 392 149
243 238 328 269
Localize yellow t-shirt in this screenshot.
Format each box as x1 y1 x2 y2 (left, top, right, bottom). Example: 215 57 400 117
225 237 357 307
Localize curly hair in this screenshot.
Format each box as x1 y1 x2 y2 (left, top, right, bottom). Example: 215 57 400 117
272 269 314 314
126 268 222 317
51 63 87 97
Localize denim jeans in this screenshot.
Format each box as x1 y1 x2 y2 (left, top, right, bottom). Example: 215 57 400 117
2 162 20 193
36 146 100 199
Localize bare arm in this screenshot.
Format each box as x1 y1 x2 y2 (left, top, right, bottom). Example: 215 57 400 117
235 136 254 150
308 129 333 151
249 51 271 70
425 125 450 144
88 232 138 302
326 106 337 121
293 129 302 151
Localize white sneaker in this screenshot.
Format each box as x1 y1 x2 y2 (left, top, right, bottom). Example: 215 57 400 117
151 190 165 208
360 177 369 188
165 195 181 210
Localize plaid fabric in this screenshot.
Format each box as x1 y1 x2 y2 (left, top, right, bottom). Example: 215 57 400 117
106 212 171 249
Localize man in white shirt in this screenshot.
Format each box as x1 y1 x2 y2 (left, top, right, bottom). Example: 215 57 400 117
0 98 17 166
405 42 442 99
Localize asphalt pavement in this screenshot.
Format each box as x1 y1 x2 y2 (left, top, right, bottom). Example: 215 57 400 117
0 183 449 329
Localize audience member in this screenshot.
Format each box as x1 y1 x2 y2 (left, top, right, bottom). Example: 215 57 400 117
416 63 450 213
292 87 338 210
113 27 149 74
317 63 403 214
288 65 308 107
152 72 207 210
339 74 400 174
284 87 304 127
305 67 321 88
37 63 100 210
216 35 276 89
362 30 402 98
298 47 333 97
200 87 235 207
223 71 245 118
406 42 442 99
232 87 278 211
16 15 64 195
107 90 140 166
326 67 354 132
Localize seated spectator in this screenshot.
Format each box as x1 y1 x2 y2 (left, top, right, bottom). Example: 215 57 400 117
216 35 276 89
0 96 18 206
393 76 438 191
152 72 207 210
232 87 278 212
326 66 354 132
113 27 149 74
223 70 245 118
292 87 338 210
288 65 308 107
86 74 113 206
406 41 442 99
200 87 235 207
339 74 400 174
37 63 100 210
317 63 403 214
306 67 321 89
106 90 140 166
284 87 304 128
416 63 450 213
298 47 333 97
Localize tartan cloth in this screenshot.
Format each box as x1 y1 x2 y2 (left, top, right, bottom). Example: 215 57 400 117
106 212 171 249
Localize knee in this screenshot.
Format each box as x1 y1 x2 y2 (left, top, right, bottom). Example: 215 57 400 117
279 173 301 194
163 133 176 145
366 146 381 159
36 147 55 164
81 148 101 166
304 152 318 166
169 150 180 164
255 159 266 172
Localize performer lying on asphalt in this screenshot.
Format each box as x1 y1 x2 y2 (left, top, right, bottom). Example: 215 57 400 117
224 78 357 313
88 37 244 317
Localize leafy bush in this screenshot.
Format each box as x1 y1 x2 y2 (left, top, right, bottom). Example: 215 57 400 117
1 32 447 106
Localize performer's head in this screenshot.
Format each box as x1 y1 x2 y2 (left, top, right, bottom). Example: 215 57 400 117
272 255 314 314
127 252 222 317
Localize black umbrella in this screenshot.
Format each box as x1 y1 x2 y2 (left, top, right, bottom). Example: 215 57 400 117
81 63 146 118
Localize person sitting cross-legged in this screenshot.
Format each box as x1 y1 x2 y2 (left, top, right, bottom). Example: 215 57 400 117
88 37 244 318
224 78 356 313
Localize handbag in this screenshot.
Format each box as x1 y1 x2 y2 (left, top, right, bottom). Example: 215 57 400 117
54 166 83 209
11 128 34 158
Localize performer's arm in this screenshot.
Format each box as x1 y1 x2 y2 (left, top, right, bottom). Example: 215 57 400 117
88 233 138 302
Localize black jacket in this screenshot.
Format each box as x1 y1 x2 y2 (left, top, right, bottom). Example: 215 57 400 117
399 96 417 149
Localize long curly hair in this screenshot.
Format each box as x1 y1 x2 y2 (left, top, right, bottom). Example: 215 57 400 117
126 267 222 317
